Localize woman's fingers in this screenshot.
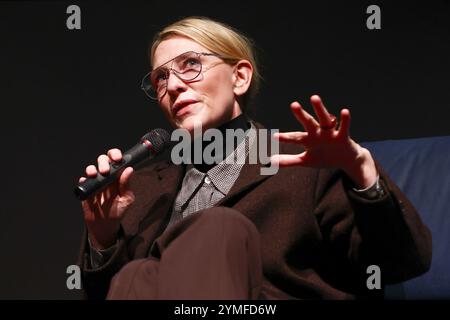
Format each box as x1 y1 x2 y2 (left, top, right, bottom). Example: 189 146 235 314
310 95 336 128
118 167 135 198
276 96 355 170
107 148 123 162
273 131 308 144
97 154 111 175
84 149 123 180
337 108 351 138
290 101 319 133
270 152 306 167
85 165 97 177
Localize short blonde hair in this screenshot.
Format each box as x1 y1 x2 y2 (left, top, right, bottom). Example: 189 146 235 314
150 16 261 111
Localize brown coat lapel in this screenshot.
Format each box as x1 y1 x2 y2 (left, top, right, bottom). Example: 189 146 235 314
121 159 184 258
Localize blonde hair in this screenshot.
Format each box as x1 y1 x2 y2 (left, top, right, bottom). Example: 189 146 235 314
150 16 261 111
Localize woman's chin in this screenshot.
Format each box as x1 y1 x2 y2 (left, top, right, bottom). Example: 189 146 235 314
176 113 208 133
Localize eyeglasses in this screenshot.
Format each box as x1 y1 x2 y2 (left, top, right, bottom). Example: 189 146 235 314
141 51 224 100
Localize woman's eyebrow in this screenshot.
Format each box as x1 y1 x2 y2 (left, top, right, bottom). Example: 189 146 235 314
152 53 180 70
152 51 195 70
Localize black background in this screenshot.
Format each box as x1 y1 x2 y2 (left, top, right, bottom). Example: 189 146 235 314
0 0 449 299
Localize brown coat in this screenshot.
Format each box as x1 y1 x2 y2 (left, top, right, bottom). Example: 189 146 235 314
79 124 432 299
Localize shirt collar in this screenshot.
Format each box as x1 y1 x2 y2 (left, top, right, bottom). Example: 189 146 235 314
206 123 257 194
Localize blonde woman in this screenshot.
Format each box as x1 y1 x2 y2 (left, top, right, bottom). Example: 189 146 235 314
78 16 431 300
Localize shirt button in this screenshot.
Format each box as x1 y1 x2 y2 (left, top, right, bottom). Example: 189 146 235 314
204 176 211 184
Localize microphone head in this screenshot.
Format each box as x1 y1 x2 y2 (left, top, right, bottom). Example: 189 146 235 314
141 128 170 153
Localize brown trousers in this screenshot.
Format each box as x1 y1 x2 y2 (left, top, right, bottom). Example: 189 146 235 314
107 207 262 300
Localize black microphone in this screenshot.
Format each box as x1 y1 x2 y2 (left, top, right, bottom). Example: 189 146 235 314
74 128 170 200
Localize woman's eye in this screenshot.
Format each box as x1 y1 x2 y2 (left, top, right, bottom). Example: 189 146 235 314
153 71 168 84
185 58 200 67
156 73 167 81
149 71 166 89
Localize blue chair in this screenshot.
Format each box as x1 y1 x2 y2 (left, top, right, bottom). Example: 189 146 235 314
362 136 450 299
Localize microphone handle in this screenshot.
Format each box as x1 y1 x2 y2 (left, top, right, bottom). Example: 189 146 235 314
74 143 150 200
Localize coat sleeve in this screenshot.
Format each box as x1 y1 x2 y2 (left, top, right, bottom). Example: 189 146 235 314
313 161 432 285
78 226 131 300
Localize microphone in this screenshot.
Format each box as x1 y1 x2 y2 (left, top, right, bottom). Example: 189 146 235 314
74 128 170 200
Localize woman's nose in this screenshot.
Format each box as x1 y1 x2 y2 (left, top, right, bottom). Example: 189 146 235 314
166 71 188 95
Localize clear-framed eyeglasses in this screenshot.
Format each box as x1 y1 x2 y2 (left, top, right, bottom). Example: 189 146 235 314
140 51 224 100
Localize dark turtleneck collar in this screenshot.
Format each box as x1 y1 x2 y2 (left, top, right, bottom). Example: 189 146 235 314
191 113 251 173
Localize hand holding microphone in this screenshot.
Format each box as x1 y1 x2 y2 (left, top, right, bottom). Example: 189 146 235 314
75 129 170 250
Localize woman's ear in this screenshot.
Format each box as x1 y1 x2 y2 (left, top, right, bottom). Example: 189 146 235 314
233 60 253 97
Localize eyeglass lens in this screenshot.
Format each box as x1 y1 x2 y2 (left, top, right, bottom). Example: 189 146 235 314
143 52 203 99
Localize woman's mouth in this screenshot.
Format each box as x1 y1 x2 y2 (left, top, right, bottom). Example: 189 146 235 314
173 101 198 117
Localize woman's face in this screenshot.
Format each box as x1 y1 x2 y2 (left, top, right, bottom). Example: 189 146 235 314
152 36 242 134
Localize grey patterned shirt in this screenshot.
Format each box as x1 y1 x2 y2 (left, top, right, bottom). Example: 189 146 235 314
167 123 257 227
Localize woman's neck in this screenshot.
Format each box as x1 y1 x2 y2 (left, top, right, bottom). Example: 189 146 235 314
191 113 251 172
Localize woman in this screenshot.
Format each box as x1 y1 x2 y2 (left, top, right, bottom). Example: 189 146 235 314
78 16 431 299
